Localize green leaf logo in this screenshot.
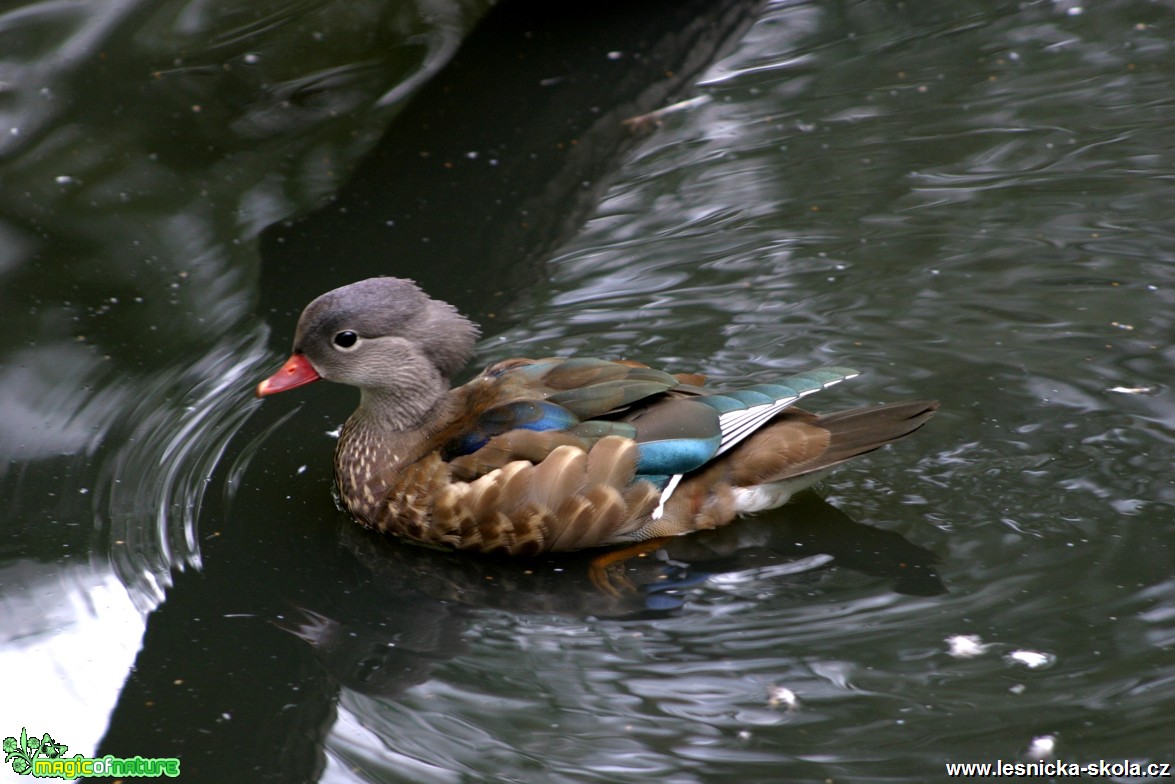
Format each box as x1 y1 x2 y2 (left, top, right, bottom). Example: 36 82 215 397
3 728 66 776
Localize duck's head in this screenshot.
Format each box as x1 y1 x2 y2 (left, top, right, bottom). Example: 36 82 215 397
256 277 479 401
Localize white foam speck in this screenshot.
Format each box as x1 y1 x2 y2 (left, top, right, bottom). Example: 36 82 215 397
946 634 989 658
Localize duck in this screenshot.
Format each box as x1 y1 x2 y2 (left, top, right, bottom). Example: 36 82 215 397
256 277 937 561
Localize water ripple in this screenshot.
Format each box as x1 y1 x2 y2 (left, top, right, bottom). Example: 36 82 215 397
95 329 269 610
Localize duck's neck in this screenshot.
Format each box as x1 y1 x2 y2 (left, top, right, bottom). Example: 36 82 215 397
334 380 458 524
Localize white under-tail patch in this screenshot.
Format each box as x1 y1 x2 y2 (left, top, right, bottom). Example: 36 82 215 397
731 469 832 514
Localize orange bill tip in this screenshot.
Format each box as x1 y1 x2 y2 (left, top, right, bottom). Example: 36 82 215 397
256 353 321 397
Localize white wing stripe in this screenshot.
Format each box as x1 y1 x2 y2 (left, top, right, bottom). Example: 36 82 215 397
651 473 684 520
714 375 850 457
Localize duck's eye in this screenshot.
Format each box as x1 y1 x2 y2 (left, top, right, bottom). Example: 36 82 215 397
333 331 359 349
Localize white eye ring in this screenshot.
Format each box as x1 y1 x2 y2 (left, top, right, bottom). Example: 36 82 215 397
332 330 360 351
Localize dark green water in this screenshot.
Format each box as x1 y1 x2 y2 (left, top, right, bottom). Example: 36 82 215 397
2 0 1173 781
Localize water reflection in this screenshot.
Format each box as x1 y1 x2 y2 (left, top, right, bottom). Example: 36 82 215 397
0 563 141 761
270 494 941 782
331 492 942 628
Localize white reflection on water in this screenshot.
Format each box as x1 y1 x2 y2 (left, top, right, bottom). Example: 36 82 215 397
0 345 124 465
323 704 461 784
0 562 141 757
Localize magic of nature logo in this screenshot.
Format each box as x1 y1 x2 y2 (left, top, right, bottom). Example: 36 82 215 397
3 727 180 778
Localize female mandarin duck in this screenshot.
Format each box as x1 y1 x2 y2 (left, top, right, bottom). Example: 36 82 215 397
257 277 937 559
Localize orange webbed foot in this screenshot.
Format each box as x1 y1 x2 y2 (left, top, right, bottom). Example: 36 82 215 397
588 537 674 596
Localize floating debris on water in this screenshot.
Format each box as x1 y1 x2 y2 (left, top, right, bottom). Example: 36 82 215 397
1025 734 1057 760
946 634 989 658
1107 384 1159 395
767 685 799 711
1006 650 1055 669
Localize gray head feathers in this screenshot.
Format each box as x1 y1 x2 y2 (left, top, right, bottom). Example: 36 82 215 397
294 277 479 380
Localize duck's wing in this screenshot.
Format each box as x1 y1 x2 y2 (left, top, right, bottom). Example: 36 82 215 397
493 357 684 417
444 362 859 488
441 358 683 478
